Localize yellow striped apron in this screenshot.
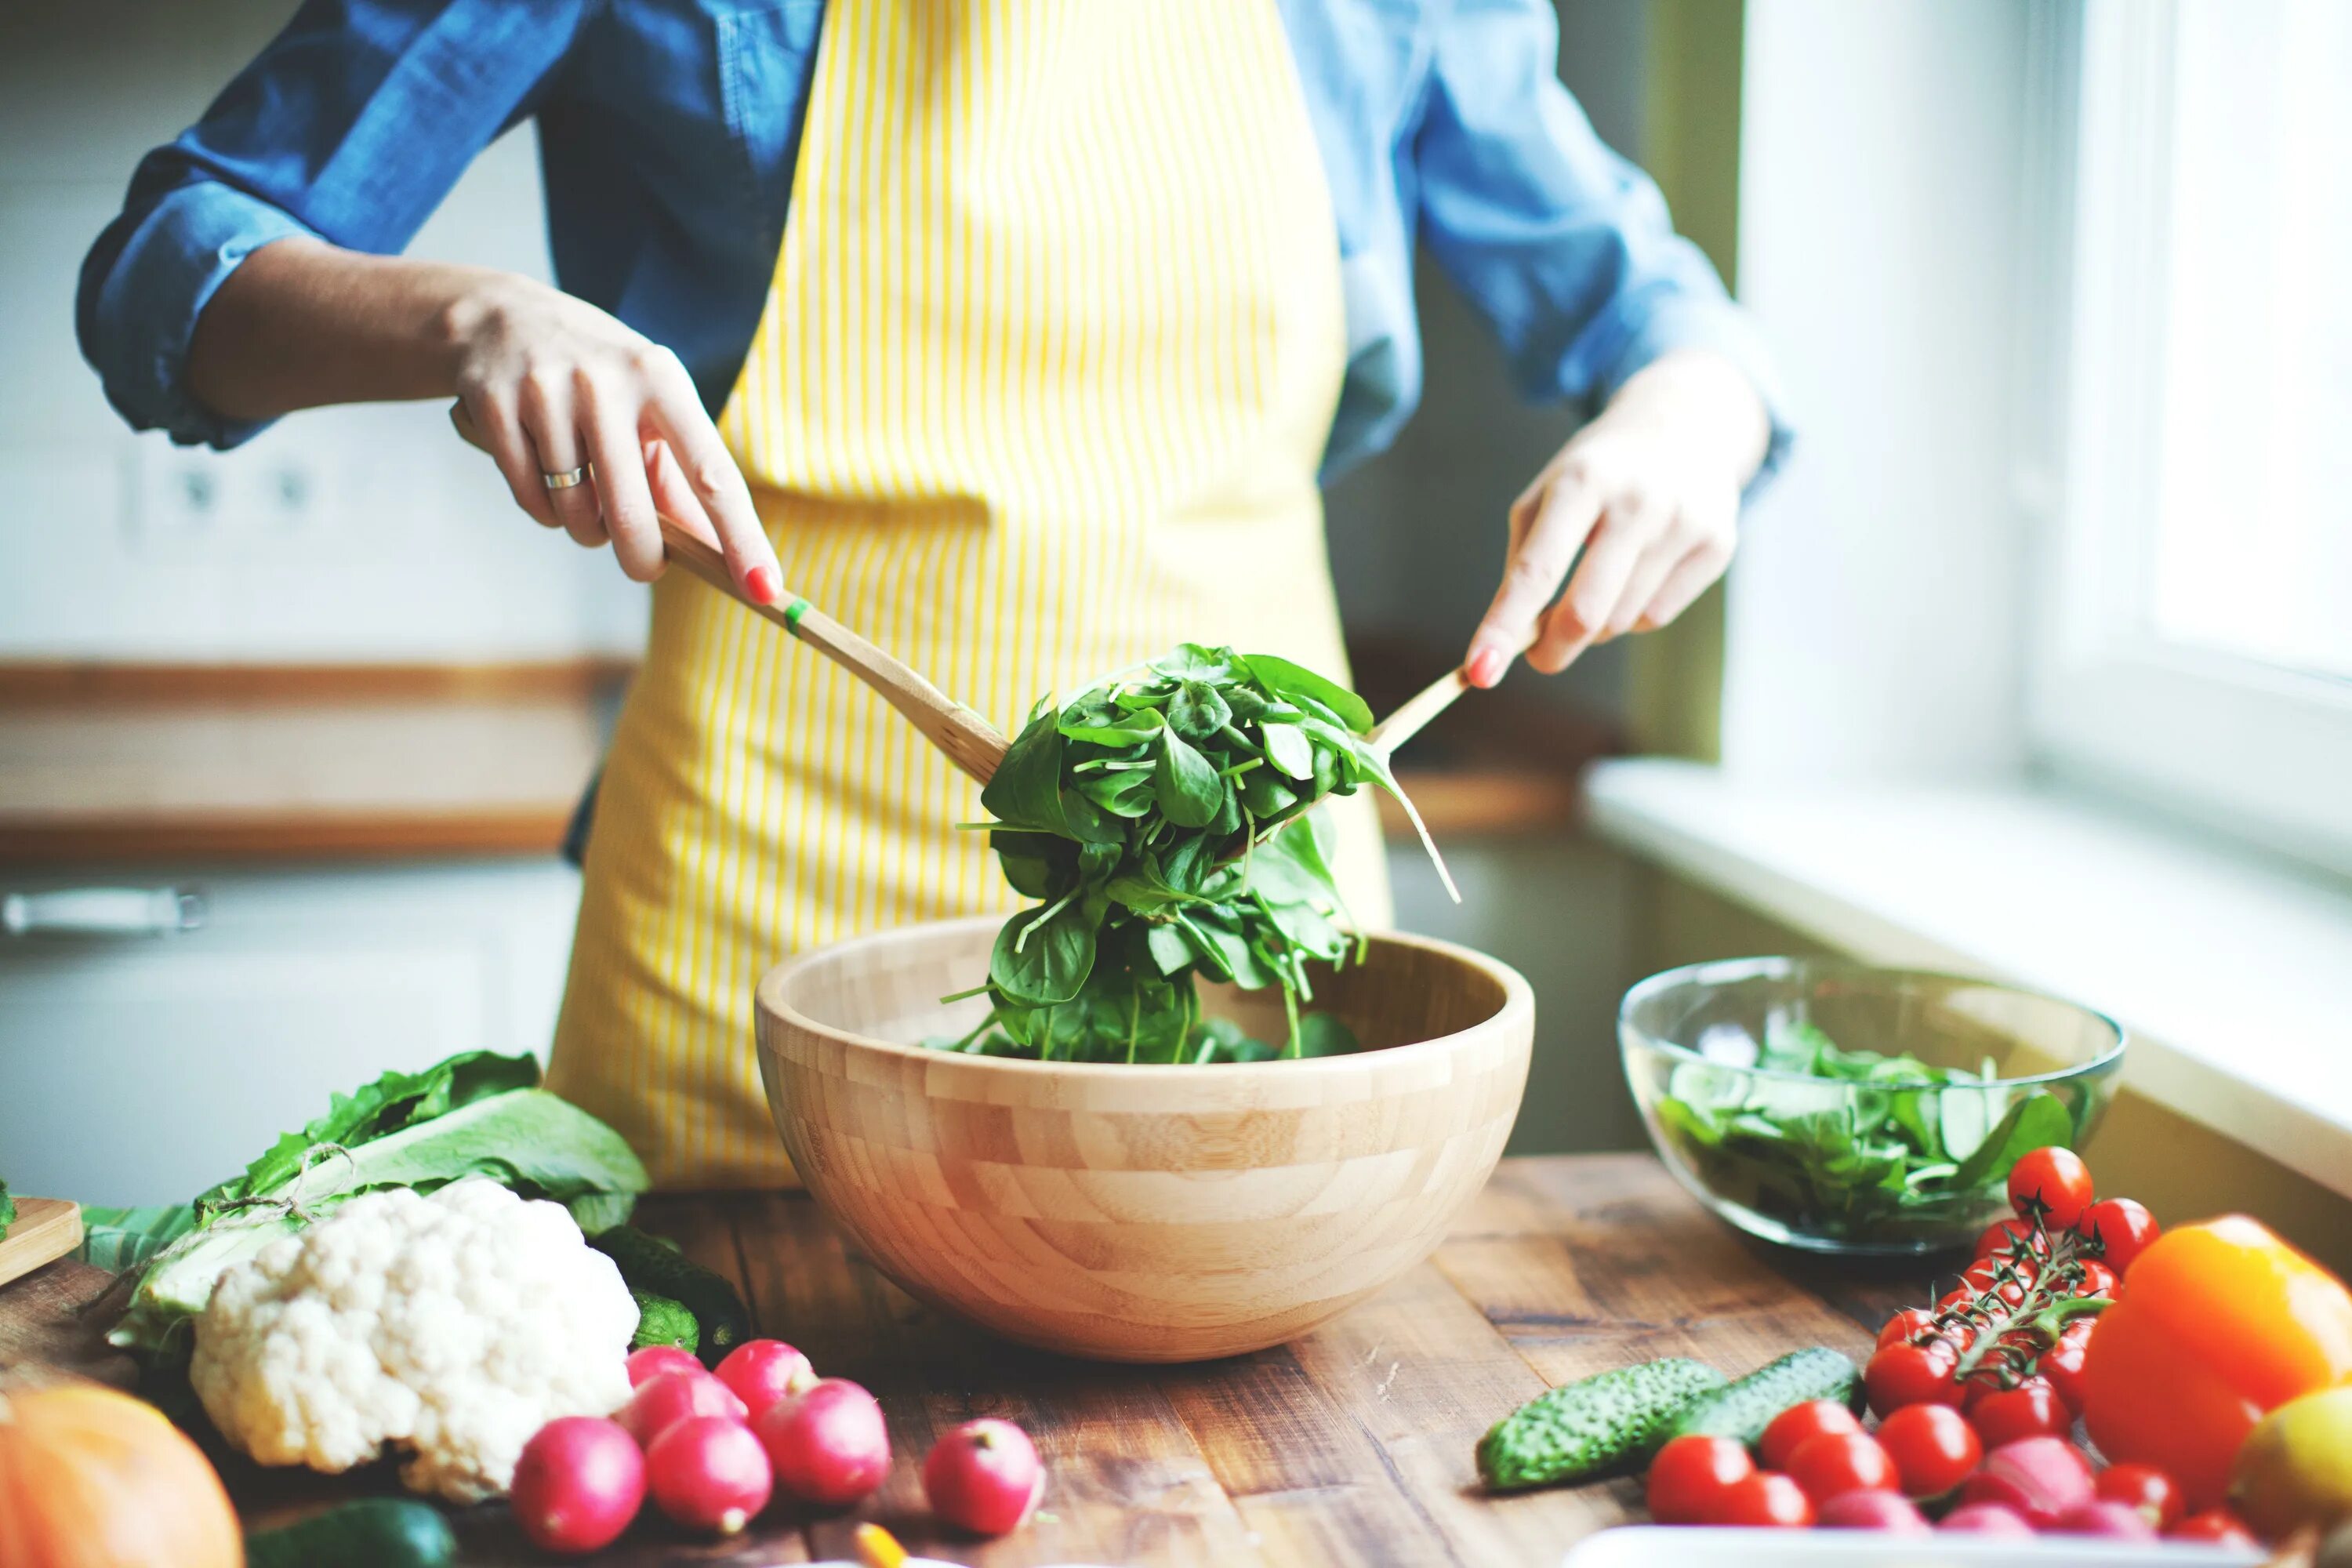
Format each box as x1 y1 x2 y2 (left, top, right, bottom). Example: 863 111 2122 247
547 0 1389 1189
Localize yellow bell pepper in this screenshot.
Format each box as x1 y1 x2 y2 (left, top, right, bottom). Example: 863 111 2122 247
2084 1215 2352 1508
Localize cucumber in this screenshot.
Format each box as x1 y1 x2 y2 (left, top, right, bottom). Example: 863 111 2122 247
593 1225 752 1367
1477 1357 1728 1491
630 1286 701 1355
1663 1347 1862 1448
245 1499 456 1568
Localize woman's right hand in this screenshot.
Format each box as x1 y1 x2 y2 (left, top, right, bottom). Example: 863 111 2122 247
442 272 782 601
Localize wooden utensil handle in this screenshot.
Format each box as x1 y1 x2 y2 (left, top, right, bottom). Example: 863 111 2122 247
657 517 1009 784
1367 635 1538 756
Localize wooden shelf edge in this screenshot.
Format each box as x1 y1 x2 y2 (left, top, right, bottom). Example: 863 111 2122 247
0 809 575 865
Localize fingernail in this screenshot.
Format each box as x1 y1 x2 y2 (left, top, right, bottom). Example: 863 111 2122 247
1468 648 1506 688
746 565 780 604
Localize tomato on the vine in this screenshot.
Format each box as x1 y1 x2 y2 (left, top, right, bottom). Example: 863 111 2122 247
1711 1470 1814 1527
1874 1403 1981 1498
2072 1259 2118 1299
1759 1400 1862 1472
1866 1341 1962 1417
1958 1258 2035 1305
2039 1319 2095 1414
1967 1378 2071 1449
1876 1308 1936 1351
1786 1432 1898 1505
2008 1147 2095 1229
1973 1218 2049 1261
2095 1462 2184 1532
2168 1508 2259 1547
2078 1197 2159 1276
1646 1435 1754 1525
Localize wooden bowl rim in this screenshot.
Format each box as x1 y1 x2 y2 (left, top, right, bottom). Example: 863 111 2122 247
756 914 1534 1080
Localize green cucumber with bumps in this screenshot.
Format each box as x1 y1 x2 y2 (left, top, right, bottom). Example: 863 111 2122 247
245 1499 456 1568
593 1225 751 1367
628 1287 700 1355
1477 1357 1728 1491
1661 1346 1862 1447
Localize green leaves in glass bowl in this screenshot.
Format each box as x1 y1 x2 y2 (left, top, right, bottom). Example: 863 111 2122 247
935 644 1450 1064
1651 1022 2085 1247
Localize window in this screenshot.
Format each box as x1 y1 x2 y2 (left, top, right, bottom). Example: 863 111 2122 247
2028 0 2352 873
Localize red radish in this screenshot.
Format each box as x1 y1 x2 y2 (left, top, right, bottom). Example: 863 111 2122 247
627 1345 702 1388
619 1370 749 1450
1937 1501 2036 1536
1958 1436 2096 1530
714 1340 817 1418
2051 1499 2160 1541
757 1378 891 1505
923 1418 1044 1537
511 1417 645 1556
1815 1490 1929 1533
644 1415 772 1536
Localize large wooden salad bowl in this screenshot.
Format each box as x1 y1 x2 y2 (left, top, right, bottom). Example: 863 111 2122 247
753 916 1533 1362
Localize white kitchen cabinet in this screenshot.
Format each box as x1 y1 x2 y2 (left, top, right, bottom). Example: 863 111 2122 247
0 859 582 1207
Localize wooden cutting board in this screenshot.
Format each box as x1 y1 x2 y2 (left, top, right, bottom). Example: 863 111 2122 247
0 1199 83 1288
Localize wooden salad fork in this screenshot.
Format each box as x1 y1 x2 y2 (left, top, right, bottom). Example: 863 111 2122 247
656 516 1011 784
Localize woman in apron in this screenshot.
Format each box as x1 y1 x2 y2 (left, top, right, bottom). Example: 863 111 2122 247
83 0 1787 1188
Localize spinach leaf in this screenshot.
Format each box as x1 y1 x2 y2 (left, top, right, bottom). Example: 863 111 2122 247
989 896 1097 1006
1243 653 1374 733
1153 728 1225 828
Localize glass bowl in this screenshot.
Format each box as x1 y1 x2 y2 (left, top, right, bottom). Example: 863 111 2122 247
1621 957 2126 1256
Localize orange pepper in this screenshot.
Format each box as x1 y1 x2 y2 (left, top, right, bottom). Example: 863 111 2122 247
2084 1215 2352 1508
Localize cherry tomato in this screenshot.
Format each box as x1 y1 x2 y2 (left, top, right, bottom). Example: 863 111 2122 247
1709 1470 1814 1527
1876 1308 1937 1351
1645 1435 1754 1526
2071 1259 2118 1299
1969 1379 2071 1449
2094 1462 2184 1532
1787 1432 1899 1505
1958 1257 2037 1305
2078 1198 2160 1276
2167 1508 2259 1547
2040 1320 2095 1414
1758 1400 1863 1472
1866 1341 1962 1417
1973 1218 2049 1261
1873 1403 1981 1498
2008 1146 2095 1229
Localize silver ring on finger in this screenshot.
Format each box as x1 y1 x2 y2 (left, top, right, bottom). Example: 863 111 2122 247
542 464 593 491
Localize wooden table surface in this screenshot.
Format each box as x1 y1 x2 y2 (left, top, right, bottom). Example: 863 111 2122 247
3 1154 1934 1566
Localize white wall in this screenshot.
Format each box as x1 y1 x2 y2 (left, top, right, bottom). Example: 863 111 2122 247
1723 0 2036 782
0 1 647 661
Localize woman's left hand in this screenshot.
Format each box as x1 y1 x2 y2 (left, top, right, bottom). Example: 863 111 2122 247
1465 349 1770 688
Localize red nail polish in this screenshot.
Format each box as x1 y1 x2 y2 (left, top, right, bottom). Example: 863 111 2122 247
746 565 779 604
1468 648 1506 688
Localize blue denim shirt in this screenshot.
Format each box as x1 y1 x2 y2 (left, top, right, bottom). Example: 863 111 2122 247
78 0 1791 485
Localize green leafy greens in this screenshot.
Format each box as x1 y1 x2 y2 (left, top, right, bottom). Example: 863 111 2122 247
1653 1022 2082 1244
0 1178 14 1240
935 644 1449 1063
81 1050 648 1361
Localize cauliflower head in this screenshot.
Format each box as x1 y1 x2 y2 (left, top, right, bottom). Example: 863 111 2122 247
190 1178 637 1503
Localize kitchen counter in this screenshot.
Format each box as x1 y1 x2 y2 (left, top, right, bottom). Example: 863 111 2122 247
0 662 625 862
5 1155 1924 1566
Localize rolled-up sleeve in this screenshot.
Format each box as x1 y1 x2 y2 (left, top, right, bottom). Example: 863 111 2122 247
77 0 584 449
1413 0 1795 491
